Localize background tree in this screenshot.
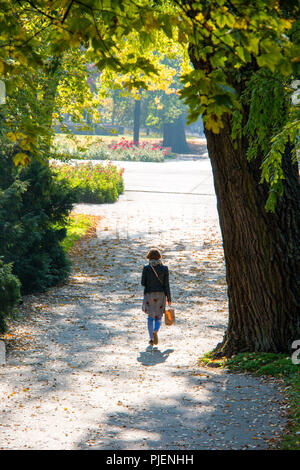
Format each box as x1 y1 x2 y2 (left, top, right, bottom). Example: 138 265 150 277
145 57 190 152
95 29 191 146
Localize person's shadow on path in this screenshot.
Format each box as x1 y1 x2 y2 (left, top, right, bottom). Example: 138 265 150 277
137 347 174 366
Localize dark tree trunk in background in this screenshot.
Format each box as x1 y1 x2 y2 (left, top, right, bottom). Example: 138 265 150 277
111 89 119 126
42 56 62 153
204 114 300 356
162 114 190 154
133 98 141 144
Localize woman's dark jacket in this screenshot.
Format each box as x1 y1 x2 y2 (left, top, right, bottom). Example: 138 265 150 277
141 264 171 303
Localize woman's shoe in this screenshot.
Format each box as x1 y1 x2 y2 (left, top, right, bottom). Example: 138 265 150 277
153 331 158 345
149 339 154 346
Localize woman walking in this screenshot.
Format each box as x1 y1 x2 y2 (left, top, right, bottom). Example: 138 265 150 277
141 248 172 346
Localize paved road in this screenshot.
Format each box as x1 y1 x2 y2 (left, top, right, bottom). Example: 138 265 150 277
116 156 215 195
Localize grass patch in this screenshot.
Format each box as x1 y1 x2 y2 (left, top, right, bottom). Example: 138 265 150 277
59 213 101 253
227 352 299 378
198 351 300 449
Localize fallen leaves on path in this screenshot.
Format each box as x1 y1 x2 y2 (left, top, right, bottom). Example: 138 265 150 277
0 203 288 451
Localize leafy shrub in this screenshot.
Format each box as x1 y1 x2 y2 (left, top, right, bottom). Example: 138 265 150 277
0 153 77 295
82 143 111 160
0 260 21 334
50 142 80 161
51 161 124 203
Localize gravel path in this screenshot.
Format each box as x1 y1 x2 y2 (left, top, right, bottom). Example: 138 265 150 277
0 160 288 450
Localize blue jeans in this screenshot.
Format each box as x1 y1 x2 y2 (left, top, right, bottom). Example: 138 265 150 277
147 316 161 340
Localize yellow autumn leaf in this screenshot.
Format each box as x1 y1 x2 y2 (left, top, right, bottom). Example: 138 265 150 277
19 139 32 151
195 13 204 22
205 116 223 134
6 131 18 142
280 18 293 29
13 152 31 166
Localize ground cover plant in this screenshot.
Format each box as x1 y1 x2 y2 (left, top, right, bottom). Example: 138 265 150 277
51 161 124 203
57 213 102 253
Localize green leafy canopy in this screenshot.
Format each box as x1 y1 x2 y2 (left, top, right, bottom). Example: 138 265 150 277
0 0 299 210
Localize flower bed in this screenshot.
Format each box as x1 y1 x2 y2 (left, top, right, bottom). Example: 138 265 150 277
52 137 168 162
51 161 124 204
105 138 167 162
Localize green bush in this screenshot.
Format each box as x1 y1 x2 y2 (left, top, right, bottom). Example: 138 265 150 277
51 161 124 203
0 259 21 334
0 152 77 295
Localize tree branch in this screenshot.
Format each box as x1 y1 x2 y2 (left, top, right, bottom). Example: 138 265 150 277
61 0 74 24
19 0 58 22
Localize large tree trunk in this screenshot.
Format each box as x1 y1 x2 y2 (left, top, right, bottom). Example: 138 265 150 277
162 114 190 154
205 114 300 356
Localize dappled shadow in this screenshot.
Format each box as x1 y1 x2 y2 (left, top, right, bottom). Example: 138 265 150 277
4 223 226 377
75 366 286 450
1 180 230 449
1 224 228 444
187 140 208 156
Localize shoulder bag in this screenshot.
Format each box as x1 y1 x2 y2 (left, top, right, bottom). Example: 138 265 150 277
150 265 175 326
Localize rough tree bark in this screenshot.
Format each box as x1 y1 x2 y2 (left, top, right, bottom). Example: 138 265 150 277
204 114 300 356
